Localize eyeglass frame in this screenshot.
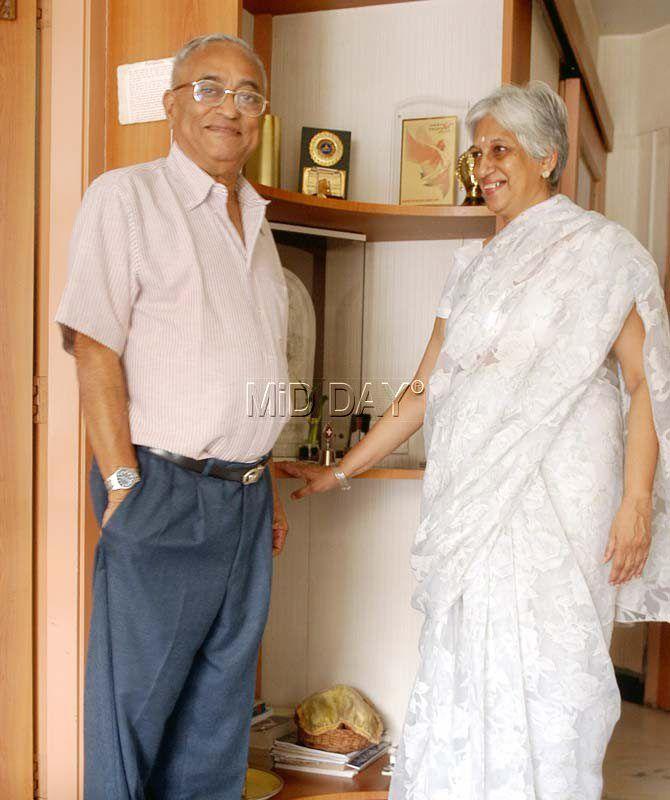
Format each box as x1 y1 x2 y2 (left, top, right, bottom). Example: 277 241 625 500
170 79 268 118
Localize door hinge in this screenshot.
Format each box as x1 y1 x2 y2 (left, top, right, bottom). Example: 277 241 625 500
33 376 47 424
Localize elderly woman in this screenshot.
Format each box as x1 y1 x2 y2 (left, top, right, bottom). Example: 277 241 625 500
278 82 670 799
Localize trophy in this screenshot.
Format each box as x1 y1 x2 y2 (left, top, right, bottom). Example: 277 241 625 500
299 127 351 199
456 146 485 206
244 114 281 187
320 424 337 467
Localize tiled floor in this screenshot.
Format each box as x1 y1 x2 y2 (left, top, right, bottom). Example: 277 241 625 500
603 701 670 799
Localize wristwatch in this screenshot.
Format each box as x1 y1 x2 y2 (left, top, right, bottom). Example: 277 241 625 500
331 467 351 491
105 467 141 492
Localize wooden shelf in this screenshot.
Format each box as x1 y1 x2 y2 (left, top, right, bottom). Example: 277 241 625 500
244 0 427 15
254 184 495 242
275 466 424 480
274 759 390 799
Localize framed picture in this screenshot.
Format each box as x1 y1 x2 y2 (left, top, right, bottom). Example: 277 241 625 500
399 115 458 205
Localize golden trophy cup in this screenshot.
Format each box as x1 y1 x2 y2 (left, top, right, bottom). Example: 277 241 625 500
456 146 485 206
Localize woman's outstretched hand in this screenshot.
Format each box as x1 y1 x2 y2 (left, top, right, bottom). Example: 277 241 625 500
274 461 341 500
603 495 652 585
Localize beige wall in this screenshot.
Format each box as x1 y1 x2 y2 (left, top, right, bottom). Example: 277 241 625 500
259 0 504 742
599 26 670 275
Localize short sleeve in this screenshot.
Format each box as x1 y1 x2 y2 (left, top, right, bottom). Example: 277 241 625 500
55 177 138 356
435 240 482 318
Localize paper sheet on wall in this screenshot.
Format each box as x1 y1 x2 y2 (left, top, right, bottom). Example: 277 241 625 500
117 58 174 125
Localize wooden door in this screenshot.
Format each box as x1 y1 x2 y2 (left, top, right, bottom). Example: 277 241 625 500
560 77 606 211
0 0 38 796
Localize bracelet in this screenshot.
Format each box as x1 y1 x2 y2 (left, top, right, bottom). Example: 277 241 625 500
332 467 351 491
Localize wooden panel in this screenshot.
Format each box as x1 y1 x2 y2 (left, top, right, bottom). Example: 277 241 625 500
529 0 560 90
254 13 273 99
502 0 532 85
258 184 496 241
578 88 605 182
560 78 606 212
245 0 426 13
657 624 670 711
106 0 243 170
544 0 614 151
559 77 580 202
273 765 389 797
0 0 36 797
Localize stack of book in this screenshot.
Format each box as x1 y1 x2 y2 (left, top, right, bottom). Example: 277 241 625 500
271 732 389 779
252 699 273 724
249 712 295 750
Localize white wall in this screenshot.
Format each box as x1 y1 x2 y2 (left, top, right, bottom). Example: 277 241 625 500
259 0 504 741
599 26 670 276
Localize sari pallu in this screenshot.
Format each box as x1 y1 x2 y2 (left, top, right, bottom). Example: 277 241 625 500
390 195 670 800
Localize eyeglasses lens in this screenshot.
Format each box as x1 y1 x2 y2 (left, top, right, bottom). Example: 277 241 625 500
193 81 265 117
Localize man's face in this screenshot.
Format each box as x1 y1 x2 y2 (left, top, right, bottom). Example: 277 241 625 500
164 42 264 177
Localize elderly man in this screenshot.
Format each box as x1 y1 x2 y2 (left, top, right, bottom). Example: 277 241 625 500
56 33 289 800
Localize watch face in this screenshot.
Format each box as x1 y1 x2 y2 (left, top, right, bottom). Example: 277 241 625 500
116 468 138 488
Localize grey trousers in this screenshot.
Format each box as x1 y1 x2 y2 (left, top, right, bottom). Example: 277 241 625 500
85 446 273 800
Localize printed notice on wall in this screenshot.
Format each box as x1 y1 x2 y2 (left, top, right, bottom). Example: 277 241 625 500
117 58 174 125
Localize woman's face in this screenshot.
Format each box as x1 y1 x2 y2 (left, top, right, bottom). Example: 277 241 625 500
471 115 556 224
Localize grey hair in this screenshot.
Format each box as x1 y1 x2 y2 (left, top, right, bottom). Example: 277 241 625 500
171 33 267 96
465 81 569 189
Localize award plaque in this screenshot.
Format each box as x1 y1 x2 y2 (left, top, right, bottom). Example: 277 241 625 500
299 127 351 199
456 146 485 205
399 116 457 205
244 114 281 187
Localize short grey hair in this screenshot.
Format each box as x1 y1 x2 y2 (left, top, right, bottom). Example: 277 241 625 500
171 33 267 96
465 81 569 189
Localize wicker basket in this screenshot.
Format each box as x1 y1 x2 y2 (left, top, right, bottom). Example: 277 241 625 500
296 718 371 754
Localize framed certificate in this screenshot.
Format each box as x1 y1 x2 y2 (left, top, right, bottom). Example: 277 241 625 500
399 116 458 205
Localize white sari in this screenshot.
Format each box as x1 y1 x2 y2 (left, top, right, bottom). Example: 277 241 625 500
390 195 670 800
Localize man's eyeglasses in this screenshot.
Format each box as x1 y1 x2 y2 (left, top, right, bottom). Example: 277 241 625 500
172 79 267 118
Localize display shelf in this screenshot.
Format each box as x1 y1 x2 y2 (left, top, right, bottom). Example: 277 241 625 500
244 0 427 15
254 184 495 242
275 466 425 480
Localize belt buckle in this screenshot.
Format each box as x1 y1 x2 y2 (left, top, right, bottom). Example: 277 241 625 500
242 464 265 485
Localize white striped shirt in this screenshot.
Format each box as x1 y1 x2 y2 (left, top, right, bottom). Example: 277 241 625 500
56 142 289 462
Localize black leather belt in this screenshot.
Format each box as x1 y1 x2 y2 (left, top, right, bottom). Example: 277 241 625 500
144 447 271 485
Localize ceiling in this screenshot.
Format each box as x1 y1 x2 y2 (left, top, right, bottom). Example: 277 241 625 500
592 0 670 35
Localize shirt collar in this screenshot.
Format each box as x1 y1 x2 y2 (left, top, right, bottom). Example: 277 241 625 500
166 141 270 211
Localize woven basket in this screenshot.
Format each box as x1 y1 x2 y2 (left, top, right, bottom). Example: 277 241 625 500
296 719 371 754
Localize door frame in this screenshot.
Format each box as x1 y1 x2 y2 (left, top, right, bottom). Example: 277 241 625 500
35 0 105 796
0 1 37 797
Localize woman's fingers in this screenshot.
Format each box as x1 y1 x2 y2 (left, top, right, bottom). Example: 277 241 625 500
290 483 315 501
602 532 616 564
620 552 638 584
610 548 634 584
611 548 644 584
